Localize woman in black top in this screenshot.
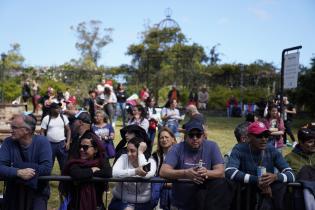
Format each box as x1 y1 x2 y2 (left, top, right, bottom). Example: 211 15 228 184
60 131 112 210
114 83 128 127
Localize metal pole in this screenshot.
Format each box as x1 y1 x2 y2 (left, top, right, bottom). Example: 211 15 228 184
280 46 302 119
240 64 244 113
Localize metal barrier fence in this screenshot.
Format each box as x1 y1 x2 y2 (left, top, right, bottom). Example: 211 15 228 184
0 176 303 210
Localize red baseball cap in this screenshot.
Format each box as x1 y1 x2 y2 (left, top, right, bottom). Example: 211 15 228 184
247 121 269 135
66 96 77 104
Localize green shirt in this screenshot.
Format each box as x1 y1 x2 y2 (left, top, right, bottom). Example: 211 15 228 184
285 145 315 174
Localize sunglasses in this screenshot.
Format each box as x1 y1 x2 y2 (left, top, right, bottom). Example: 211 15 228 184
79 144 93 151
188 132 203 139
254 133 270 139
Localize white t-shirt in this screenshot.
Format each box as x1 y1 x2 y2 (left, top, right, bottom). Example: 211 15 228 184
112 154 157 203
41 114 69 143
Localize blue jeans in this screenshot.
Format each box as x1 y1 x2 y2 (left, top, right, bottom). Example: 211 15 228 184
148 129 156 145
108 197 152 210
32 194 48 210
114 102 126 127
50 140 68 171
166 121 178 137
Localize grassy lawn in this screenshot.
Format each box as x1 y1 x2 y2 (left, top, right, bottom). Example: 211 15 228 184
1 115 309 209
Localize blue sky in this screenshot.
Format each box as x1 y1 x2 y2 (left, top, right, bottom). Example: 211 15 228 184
1 0 314 68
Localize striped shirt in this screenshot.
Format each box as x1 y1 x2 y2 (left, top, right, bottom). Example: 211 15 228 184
225 143 295 184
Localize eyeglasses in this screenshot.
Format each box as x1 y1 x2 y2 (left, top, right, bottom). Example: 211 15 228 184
11 125 28 130
79 144 93 151
188 132 203 139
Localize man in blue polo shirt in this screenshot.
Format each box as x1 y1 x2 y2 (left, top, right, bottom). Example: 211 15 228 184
160 121 232 210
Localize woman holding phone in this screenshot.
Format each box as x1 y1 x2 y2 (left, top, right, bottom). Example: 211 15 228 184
109 137 157 210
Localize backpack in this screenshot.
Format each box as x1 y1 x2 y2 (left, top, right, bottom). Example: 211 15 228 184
44 114 67 136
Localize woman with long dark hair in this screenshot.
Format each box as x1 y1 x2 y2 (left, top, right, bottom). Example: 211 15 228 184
59 131 112 210
109 137 157 210
152 127 177 210
128 104 149 133
263 105 285 150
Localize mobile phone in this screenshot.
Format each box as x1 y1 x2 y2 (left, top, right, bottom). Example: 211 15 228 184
143 163 151 172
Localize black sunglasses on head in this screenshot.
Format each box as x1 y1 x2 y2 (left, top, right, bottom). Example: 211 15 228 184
188 132 203 139
79 144 93 151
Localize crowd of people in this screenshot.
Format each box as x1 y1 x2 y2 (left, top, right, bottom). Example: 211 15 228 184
0 80 314 210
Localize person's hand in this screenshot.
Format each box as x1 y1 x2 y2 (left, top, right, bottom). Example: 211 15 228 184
65 141 71 151
135 166 147 177
17 168 36 180
101 134 108 140
91 167 100 173
259 173 277 187
269 128 278 132
196 167 209 179
184 168 205 184
138 142 147 154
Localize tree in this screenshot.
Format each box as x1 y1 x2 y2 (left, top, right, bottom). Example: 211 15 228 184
126 25 207 99
1 43 25 70
209 43 222 65
294 57 315 114
71 20 113 68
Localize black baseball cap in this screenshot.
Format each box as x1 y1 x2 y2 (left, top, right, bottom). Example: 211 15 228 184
75 111 92 124
298 128 315 142
50 102 62 109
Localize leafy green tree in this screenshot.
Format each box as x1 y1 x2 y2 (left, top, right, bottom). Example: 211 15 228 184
1 43 25 71
71 20 113 68
294 57 315 114
126 26 207 99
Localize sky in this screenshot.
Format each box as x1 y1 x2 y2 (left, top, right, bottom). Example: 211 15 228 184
1 0 314 69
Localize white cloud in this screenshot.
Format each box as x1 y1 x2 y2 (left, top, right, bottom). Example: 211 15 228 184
248 7 272 21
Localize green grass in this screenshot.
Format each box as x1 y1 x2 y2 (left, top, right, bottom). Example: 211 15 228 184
0 115 309 209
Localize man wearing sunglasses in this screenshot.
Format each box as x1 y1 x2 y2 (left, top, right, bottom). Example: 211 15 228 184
0 114 52 210
160 121 231 210
225 121 295 209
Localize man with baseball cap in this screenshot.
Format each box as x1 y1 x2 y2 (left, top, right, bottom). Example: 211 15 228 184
160 121 233 210
285 127 315 174
68 111 93 159
225 121 295 209
40 102 71 172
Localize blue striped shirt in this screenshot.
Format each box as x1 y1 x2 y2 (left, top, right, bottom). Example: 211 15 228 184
225 143 295 184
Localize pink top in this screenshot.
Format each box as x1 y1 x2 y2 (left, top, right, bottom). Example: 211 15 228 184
263 117 285 148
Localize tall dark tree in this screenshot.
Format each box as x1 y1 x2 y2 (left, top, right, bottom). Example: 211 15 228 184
126 26 207 99
209 43 222 65
295 57 315 114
